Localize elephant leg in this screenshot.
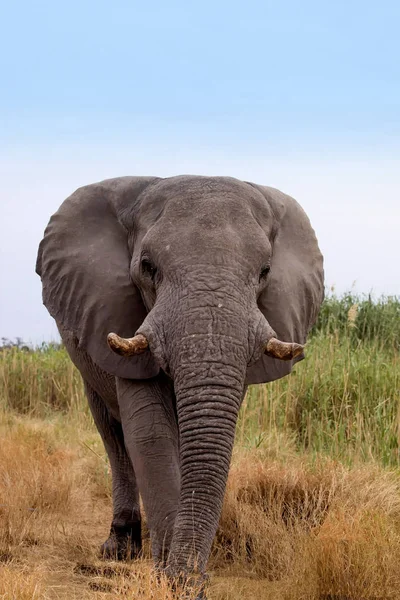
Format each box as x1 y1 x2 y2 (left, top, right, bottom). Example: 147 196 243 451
116 373 180 567
84 382 142 560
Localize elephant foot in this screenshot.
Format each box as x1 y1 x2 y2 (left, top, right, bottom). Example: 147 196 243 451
100 522 141 561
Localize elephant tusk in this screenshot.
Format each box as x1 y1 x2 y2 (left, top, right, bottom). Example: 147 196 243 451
264 337 304 361
107 332 149 356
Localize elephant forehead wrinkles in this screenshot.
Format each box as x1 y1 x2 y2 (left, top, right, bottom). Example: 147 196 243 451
143 217 271 272
158 192 268 233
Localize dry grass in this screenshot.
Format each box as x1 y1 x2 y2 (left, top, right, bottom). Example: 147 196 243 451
0 413 399 599
0 566 44 599
215 452 400 598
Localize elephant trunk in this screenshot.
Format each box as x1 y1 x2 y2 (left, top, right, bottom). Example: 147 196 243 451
168 364 245 575
164 307 250 576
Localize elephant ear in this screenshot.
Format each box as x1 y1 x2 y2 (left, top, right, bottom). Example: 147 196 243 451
36 176 161 379
245 184 324 384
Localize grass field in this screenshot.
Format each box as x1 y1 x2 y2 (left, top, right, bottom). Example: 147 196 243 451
0 294 399 599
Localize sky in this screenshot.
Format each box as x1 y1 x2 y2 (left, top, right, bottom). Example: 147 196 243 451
1 0 399 344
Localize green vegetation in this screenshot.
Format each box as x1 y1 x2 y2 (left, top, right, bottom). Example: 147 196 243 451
242 293 400 466
1 293 399 466
313 292 400 346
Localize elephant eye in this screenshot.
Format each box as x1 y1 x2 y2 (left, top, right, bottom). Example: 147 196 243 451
259 265 270 282
141 258 157 280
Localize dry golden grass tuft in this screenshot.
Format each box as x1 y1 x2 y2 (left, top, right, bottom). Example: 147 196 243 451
0 424 79 553
0 565 44 599
0 413 399 599
214 453 400 599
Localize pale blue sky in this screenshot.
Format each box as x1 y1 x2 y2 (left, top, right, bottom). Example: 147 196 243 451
1 1 399 343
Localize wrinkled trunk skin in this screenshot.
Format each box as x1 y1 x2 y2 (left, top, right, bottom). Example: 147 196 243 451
165 300 249 576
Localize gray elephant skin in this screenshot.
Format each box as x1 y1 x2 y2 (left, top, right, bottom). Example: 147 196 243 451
36 175 324 588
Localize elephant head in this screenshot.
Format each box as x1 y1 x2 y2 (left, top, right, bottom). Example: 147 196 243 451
36 175 324 578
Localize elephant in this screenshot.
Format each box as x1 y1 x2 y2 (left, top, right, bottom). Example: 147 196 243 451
36 175 324 596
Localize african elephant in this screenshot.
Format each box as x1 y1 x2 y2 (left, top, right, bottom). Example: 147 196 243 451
36 175 324 595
